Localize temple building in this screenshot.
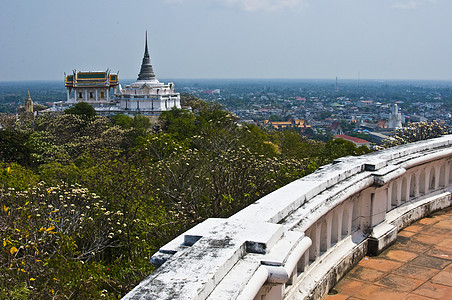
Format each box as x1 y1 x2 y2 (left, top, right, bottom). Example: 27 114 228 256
65 70 118 104
116 34 181 112
57 33 180 115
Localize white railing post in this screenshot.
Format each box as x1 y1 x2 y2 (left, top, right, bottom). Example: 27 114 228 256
447 161 452 185
372 187 388 226
415 170 421 197
396 179 403 205
434 165 440 190
388 182 394 209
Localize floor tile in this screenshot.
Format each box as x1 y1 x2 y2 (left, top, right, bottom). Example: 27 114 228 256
431 214 448 222
431 270 452 287
437 238 452 249
353 284 408 300
409 254 450 270
334 278 370 296
358 257 403 272
435 220 452 230
425 246 452 261
412 282 452 299
418 217 439 225
444 263 452 272
324 293 349 300
402 294 436 300
382 249 418 262
411 234 446 245
346 265 386 282
376 273 424 292
399 230 416 237
393 263 439 281
421 226 451 237
392 241 433 253
404 224 426 233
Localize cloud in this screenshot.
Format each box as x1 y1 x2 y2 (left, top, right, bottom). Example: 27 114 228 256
223 0 305 12
392 0 436 10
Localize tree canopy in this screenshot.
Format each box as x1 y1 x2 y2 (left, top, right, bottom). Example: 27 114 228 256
64 101 97 118
0 98 375 299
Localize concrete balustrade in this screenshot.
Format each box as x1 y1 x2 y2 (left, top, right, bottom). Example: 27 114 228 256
123 135 452 300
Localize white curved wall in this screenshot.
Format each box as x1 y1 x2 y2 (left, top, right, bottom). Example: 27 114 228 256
124 135 452 300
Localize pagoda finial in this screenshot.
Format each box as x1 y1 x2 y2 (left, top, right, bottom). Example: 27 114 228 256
145 31 149 54
137 31 156 81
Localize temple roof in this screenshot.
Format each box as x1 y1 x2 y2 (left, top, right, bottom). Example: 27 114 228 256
137 32 157 81
65 71 118 88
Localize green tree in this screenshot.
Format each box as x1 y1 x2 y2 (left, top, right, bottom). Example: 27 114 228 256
0 130 33 167
269 114 282 122
64 102 96 118
0 163 38 190
159 108 197 140
112 114 133 129
320 138 371 164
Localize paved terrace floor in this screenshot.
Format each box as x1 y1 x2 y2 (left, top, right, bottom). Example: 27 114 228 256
326 207 452 300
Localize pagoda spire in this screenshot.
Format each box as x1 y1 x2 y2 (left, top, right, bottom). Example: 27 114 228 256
137 31 156 81
145 31 149 56
25 90 33 113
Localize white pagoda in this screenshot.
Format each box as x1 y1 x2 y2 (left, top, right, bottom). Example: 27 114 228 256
388 103 403 129
116 33 181 112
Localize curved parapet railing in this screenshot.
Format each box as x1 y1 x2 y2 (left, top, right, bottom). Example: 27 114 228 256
123 135 452 300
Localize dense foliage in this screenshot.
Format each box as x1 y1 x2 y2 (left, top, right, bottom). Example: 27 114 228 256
381 121 451 148
0 98 371 299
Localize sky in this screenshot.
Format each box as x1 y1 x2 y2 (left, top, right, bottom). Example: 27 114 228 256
1 0 451 81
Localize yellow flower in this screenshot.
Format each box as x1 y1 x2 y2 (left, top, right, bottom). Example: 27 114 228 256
45 226 55 232
10 246 18 255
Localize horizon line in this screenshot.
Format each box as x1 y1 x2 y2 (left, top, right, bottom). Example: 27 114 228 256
1 77 452 83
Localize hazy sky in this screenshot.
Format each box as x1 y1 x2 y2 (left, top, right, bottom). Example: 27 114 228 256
1 0 451 81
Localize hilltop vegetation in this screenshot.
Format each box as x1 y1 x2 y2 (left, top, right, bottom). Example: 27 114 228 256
0 98 370 299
